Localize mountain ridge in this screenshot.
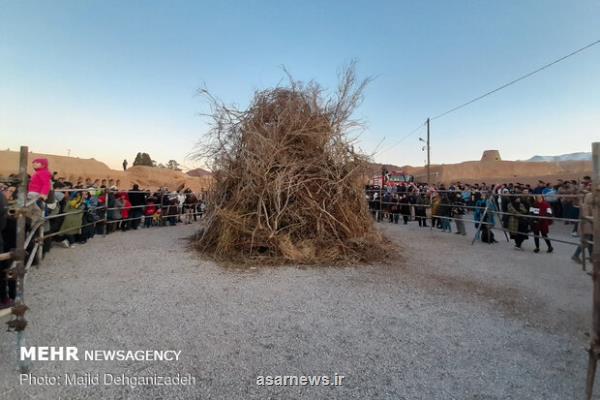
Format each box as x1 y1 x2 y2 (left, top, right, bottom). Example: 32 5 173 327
527 152 592 162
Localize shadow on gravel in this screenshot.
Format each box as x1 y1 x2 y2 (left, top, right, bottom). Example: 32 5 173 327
399 261 588 338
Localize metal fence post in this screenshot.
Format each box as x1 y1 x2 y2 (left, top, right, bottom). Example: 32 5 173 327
429 191 434 231
35 224 43 267
582 191 587 272
103 190 109 236
586 141 600 399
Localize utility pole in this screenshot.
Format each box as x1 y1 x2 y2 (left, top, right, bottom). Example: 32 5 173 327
426 118 431 185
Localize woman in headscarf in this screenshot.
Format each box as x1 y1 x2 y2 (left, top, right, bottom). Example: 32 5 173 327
118 192 132 231
507 194 530 249
59 191 84 247
414 191 428 227
530 195 554 253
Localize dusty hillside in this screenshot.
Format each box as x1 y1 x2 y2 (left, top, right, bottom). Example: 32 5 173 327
368 151 592 185
402 159 592 185
0 150 213 192
186 167 212 177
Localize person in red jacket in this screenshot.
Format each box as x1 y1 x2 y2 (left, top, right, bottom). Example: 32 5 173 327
530 195 554 253
28 158 52 202
144 199 157 228
119 192 132 231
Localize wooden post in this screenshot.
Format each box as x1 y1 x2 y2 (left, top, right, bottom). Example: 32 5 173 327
14 146 30 373
586 141 600 399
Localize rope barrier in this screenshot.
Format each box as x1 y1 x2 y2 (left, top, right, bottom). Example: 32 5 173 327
364 188 585 199
365 199 583 223
371 209 582 247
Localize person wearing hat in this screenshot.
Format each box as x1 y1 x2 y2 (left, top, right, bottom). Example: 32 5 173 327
533 181 545 195
58 191 84 248
28 158 52 202
572 179 593 263
43 191 65 253
530 195 554 253
26 158 53 224
128 184 147 230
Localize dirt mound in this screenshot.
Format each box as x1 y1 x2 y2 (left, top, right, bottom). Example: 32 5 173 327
186 167 212 177
192 66 391 264
125 166 212 192
0 150 212 192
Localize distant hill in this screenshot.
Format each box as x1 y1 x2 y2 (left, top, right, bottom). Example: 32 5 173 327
187 167 212 177
0 150 213 192
527 152 592 163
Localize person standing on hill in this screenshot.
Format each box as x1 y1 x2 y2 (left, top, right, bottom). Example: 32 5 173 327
122 159 128 171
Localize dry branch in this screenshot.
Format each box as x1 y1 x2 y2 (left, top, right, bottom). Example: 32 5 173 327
191 65 392 264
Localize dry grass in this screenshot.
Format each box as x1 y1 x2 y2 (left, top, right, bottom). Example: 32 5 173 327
191 64 392 264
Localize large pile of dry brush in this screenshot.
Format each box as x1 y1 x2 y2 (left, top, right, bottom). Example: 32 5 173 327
192 66 392 264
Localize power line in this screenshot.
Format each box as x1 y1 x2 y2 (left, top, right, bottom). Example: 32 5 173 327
370 135 387 155
431 38 600 121
375 122 426 156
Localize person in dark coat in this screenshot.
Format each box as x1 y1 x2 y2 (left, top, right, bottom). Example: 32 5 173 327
530 195 554 253
507 196 529 249
128 184 147 229
383 191 392 223
399 194 410 225
452 192 467 235
439 193 452 232
415 193 428 227
0 185 16 308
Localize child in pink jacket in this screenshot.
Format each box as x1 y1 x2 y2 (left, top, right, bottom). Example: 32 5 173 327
28 158 52 202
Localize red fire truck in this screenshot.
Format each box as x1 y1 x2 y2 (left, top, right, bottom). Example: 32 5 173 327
369 170 414 188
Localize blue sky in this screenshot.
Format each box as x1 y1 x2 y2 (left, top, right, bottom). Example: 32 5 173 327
1 0 599 170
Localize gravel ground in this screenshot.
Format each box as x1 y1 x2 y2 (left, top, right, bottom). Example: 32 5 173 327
0 219 594 400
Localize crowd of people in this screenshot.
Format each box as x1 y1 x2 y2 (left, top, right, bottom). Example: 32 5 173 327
0 158 207 309
366 177 594 260
0 158 596 310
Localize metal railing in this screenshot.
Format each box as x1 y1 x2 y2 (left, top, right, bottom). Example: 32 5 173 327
0 146 209 373
365 189 593 271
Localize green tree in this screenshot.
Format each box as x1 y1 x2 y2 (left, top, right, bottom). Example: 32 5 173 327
167 160 181 170
132 152 143 166
132 152 153 167
141 153 153 166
